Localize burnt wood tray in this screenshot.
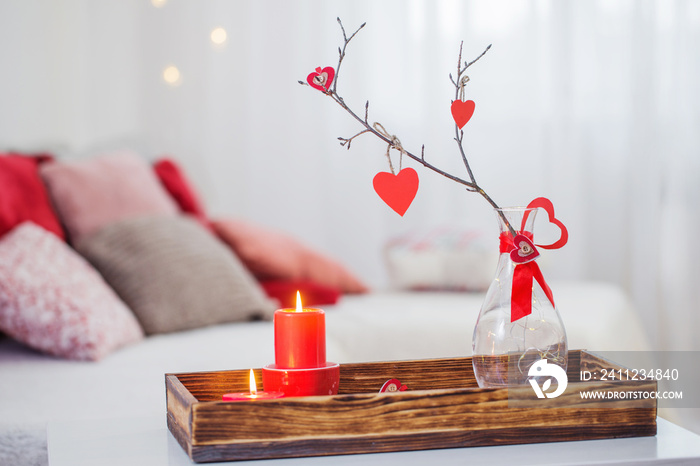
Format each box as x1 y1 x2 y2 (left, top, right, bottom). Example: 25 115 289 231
166 350 657 463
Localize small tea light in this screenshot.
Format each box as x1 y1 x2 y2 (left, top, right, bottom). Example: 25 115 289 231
222 369 284 402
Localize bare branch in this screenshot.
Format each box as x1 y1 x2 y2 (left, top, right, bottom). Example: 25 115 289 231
337 17 347 41
302 20 511 232
347 22 366 42
457 42 463 74
461 43 492 73
333 19 366 94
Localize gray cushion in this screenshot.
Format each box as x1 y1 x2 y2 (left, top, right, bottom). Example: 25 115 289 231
76 216 275 335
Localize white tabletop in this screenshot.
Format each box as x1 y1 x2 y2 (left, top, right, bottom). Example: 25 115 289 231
47 416 700 466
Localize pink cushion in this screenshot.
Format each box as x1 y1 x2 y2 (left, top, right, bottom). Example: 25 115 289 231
0 222 144 360
211 218 369 294
40 152 179 243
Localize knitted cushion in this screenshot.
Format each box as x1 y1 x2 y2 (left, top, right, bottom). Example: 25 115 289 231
75 216 275 335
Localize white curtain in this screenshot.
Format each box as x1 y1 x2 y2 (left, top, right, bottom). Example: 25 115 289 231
1 0 699 358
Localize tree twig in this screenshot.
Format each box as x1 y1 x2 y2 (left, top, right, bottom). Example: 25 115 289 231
302 20 515 235
333 17 365 94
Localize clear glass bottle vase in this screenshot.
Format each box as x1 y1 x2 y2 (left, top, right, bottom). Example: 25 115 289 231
472 207 568 388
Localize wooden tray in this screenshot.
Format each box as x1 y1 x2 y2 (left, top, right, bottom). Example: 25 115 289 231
166 350 657 463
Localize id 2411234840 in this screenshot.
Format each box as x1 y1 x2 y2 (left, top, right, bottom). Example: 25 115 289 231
580 368 679 382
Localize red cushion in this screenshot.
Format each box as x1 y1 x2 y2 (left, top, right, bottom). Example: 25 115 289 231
0 153 65 240
260 280 341 308
153 158 208 225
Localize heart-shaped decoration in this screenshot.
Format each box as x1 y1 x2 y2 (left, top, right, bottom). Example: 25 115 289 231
523 197 569 250
450 99 475 129
372 168 419 217
307 66 335 92
379 378 408 393
510 234 540 264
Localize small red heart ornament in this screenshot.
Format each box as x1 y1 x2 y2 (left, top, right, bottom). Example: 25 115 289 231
379 378 408 393
307 66 335 92
451 100 476 129
510 234 540 264
372 168 419 217
523 197 569 250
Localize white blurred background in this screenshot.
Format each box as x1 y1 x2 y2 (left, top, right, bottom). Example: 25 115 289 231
1 0 699 358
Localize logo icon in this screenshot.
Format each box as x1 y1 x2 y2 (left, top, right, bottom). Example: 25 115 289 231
528 359 568 399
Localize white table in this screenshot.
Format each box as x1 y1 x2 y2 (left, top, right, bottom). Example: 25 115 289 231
47 416 700 466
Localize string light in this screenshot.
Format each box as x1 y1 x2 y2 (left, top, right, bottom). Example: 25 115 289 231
210 27 228 46
162 65 181 86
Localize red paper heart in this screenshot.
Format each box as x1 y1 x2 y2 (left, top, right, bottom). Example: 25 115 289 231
522 197 569 250
451 100 475 129
510 234 540 264
307 66 335 92
373 168 419 217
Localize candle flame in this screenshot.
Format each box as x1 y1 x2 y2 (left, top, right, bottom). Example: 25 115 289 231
296 290 303 312
249 369 257 396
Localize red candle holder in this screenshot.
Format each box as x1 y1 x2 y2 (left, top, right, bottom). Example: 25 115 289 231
262 362 340 397
261 292 340 397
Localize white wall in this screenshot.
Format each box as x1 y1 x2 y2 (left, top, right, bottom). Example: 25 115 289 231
1 1 699 356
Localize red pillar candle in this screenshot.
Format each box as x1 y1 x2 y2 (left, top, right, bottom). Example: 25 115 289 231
274 306 326 369
262 291 340 397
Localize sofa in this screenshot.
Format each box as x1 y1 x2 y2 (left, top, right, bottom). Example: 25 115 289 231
0 152 651 465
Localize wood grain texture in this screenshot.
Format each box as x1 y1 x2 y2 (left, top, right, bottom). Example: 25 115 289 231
338 357 476 393
189 423 657 463
165 351 658 463
165 374 198 457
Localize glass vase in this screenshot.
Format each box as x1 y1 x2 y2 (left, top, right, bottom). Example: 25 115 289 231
472 207 568 388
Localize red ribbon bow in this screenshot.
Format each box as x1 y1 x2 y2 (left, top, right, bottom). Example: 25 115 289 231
499 197 569 322
500 232 555 322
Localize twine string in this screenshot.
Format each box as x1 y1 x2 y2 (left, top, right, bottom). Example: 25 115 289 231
459 75 470 101
373 122 405 174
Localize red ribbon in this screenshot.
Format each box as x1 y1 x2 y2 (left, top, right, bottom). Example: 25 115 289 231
500 232 555 323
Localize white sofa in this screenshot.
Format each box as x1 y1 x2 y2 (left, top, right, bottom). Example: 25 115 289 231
0 281 650 466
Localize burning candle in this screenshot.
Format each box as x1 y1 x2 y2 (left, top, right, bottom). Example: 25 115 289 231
262 291 340 397
222 369 283 401
274 291 326 369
